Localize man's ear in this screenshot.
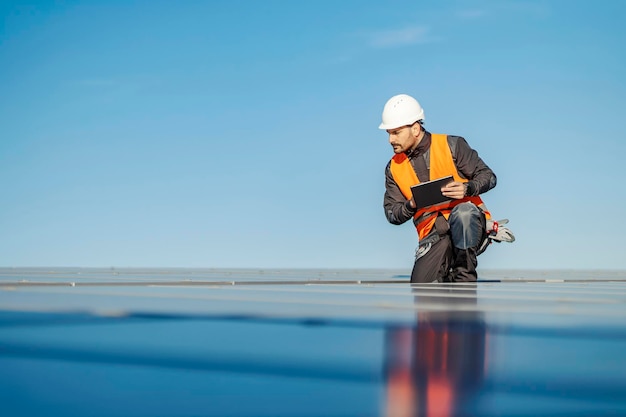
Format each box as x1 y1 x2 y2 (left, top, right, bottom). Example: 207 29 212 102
411 123 422 136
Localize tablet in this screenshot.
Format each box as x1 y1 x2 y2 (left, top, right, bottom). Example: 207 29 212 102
410 175 454 210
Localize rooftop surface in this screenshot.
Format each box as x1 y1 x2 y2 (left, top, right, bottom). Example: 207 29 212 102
1 268 625 416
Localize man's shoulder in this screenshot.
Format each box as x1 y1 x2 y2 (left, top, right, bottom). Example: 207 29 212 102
441 134 469 156
385 153 408 175
433 133 464 142
431 133 463 144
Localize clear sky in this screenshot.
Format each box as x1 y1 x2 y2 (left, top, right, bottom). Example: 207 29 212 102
1 0 625 270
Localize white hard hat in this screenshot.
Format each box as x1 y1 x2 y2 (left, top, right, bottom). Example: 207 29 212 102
378 94 425 130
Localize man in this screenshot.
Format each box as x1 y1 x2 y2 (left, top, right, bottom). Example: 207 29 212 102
381 94 513 283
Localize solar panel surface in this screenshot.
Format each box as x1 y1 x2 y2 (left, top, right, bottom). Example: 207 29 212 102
1 268 625 416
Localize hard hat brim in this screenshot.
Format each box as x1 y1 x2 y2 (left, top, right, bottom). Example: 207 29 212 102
378 120 422 130
379 121 403 130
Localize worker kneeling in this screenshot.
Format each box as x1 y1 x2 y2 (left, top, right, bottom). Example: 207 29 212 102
380 94 514 283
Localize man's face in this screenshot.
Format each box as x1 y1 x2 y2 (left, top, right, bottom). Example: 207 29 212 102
387 124 420 154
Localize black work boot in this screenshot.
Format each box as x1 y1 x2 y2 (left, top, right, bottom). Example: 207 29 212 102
451 247 479 282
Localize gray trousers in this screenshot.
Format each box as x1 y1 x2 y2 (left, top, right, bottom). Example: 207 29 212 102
410 202 487 283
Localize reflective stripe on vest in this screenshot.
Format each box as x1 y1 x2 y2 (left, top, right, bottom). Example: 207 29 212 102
389 133 491 240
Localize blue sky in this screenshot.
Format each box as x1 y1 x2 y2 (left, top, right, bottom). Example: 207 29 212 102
1 0 625 270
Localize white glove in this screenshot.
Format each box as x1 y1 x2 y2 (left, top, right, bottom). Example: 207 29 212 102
486 219 515 243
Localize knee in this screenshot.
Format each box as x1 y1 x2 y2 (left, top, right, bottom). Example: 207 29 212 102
449 202 480 227
449 202 484 250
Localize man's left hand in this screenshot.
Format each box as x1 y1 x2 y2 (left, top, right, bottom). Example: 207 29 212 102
441 181 466 199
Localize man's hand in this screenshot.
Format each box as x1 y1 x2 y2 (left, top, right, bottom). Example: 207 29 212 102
441 181 466 200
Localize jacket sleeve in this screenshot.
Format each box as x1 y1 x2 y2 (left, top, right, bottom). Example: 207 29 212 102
383 161 418 225
451 136 497 197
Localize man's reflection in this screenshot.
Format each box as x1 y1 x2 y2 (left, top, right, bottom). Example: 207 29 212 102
384 285 487 417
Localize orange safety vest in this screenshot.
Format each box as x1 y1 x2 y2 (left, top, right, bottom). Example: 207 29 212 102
389 133 491 240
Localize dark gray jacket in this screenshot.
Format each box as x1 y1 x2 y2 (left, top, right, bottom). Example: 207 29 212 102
384 131 497 225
